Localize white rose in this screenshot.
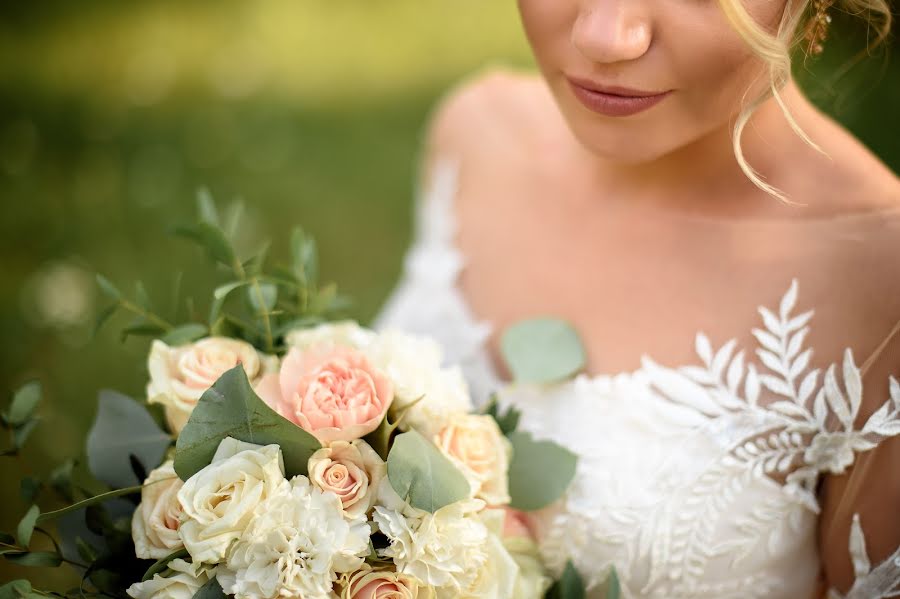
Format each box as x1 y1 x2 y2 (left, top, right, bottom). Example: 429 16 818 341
373 479 489 597
177 437 287 563
434 414 511 505
503 536 552 599
365 330 473 437
308 439 386 520
458 509 519 599
285 320 375 352
126 559 213 599
217 476 371 599
132 461 184 559
147 337 279 434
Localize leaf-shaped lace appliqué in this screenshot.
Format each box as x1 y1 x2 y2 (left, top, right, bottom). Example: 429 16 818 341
641 278 900 513
828 513 900 599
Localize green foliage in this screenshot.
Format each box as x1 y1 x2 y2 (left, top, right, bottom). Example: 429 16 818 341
16 505 39 548
501 318 586 384
173 365 320 480
507 431 578 511
605 566 621 599
482 393 521 436
386 430 470 513
545 560 585 599
141 548 189 582
2 381 42 456
86 391 171 488
192 577 225 599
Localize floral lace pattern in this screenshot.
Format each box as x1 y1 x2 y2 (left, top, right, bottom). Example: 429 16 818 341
372 156 900 598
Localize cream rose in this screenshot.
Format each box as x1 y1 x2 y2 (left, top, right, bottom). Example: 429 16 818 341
176 437 287 563
256 345 393 444
434 414 511 505
132 461 184 559
126 559 213 599
147 337 278 434
338 565 433 599
365 331 473 438
308 439 386 520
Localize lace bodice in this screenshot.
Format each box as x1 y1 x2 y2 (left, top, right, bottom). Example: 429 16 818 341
371 157 900 599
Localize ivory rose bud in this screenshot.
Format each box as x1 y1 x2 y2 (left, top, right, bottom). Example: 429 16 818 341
131 461 184 559
126 559 214 599
285 321 375 352
177 437 287 564
499 509 551 599
434 414 511 505
308 439 386 520
147 337 278 434
256 345 393 444
338 565 433 599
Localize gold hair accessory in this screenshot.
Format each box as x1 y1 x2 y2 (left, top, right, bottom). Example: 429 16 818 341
804 0 833 56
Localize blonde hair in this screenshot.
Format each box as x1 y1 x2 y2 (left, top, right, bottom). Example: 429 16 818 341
716 0 892 204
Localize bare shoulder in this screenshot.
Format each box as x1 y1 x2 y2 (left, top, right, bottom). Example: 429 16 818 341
795 100 900 214
419 64 562 169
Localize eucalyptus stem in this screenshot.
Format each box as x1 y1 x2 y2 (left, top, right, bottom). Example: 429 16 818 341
36 477 176 522
249 277 274 352
118 300 173 331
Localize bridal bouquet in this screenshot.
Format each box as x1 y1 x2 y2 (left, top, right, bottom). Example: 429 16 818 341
2 195 584 599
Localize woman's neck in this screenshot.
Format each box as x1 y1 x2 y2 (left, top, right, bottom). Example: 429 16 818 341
578 80 824 218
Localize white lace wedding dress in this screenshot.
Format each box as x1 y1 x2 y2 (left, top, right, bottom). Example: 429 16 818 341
372 157 900 599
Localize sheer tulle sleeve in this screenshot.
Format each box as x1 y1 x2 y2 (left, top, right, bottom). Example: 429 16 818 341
817 318 900 598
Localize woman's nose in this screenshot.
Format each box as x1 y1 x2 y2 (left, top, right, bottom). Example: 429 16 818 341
572 1 652 64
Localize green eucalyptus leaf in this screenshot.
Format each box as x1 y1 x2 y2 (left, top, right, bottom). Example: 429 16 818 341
173 365 320 480
192 577 225 599
142 548 189 581
93 304 118 338
174 222 236 268
209 281 249 323
120 323 166 343
546 560 585 599
161 323 209 346
7 381 41 426
500 318 586 384
19 478 41 504
247 282 277 314
95 274 122 301
13 419 38 451
196 187 220 226
290 228 317 285
386 430 470 513
16 505 39 547
0 580 31 599
482 394 520 436
507 431 578 511
135 281 153 311
4 551 63 568
87 391 171 488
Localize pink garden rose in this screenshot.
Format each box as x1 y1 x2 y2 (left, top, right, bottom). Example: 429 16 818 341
257 346 393 444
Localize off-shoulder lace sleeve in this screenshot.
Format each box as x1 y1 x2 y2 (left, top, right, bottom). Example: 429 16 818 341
819 318 900 598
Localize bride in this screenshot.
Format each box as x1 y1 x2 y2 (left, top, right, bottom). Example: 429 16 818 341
372 0 899 597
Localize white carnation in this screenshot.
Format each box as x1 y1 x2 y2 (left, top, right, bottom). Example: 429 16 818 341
459 509 519 599
177 438 287 564
366 330 473 437
373 479 489 597
126 559 213 599
132 461 185 559
217 476 371 599
284 320 375 352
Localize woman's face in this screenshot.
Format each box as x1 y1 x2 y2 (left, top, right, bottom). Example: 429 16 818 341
516 0 789 164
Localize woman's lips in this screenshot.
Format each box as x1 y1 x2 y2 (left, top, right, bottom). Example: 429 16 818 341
566 77 672 117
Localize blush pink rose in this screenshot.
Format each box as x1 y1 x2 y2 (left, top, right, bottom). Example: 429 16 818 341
257 346 393 444
501 506 537 540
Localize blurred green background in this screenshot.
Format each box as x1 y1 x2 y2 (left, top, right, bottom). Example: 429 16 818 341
1 0 897 585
